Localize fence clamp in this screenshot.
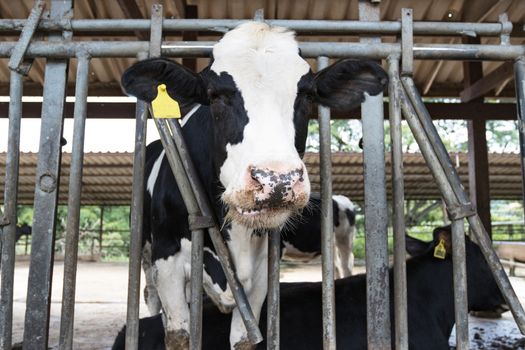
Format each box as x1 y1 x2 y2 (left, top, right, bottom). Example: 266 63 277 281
188 214 215 230
447 203 476 220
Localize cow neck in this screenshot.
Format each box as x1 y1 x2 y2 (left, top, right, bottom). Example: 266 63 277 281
180 103 202 127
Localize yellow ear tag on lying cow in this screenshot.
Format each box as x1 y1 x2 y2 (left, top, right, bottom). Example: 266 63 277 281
151 84 181 119
433 238 447 260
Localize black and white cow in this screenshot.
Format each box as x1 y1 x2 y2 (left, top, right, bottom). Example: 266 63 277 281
122 21 387 349
112 226 506 350
280 193 356 278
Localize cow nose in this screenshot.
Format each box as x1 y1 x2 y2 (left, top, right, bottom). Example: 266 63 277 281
249 166 305 207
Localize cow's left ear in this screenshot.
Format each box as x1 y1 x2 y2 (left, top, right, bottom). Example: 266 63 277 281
309 59 388 112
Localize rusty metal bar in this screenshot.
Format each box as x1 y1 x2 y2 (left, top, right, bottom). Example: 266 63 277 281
7 0 45 74
516 59 525 226
0 71 23 350
359 2 391 349
451 220 469 350
267 229 280 350
317 55 337 350
58 54 90 350
388 56 408 350
22 1 71 348
124 52 149 350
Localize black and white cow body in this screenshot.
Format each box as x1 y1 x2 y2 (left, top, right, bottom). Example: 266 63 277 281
122 21 387 349
281 194 356 278
112 226 506 350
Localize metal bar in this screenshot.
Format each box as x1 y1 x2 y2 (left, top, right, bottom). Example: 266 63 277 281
23 1 71 347
0 72 23 350
359 2 391 349
388 56 408 350
317 56 336 350
58 54 90 350
0 18 511 36
124 81 148 350
0 41 525 60
8 0 45 73
401 8 413 76
165 118 263 344
189 224 205 350
516 60 525 227
400 77 525 334
451 220 469 350
267 229 280 350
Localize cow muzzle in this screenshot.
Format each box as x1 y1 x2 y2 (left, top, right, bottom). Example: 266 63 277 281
223 163 310 229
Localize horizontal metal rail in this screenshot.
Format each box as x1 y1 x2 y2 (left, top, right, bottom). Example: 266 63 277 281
0 18 512 36
0 41 524 60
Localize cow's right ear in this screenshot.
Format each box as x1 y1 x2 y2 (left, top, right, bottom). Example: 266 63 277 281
121 58 209 105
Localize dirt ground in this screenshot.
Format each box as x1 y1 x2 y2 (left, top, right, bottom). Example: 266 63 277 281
8 258 525 349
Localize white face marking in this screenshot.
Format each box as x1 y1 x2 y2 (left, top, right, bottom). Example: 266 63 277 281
147 150 165 196
210 22 310 193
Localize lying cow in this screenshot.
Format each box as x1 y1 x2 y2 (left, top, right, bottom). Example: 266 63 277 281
122 21 387 349
281 193 356 278
112 226 505 350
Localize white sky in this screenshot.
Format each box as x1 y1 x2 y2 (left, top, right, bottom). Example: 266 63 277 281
0 96 163 153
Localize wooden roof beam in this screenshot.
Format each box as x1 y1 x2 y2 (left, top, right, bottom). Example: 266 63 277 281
460 62 514 102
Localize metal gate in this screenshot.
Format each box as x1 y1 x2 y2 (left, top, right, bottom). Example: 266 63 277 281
1 1 525 350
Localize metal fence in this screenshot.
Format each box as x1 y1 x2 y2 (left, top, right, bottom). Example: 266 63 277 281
2 1 525 350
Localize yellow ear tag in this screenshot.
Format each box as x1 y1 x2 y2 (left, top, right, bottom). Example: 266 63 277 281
151 84 181 119
434 238 447 260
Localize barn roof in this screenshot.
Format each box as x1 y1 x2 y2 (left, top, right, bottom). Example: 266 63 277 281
0 151 521 205
0 0 524 101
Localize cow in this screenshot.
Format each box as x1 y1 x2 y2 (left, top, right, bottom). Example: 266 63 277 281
121 21 387 349
112 225 506 350
15 223 32 243
280 193 356 278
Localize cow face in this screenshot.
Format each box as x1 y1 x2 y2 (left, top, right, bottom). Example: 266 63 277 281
121 21 387 229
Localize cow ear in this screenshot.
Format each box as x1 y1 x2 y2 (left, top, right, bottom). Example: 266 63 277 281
310 59 388 112
121 58 209 105
405 234 432 257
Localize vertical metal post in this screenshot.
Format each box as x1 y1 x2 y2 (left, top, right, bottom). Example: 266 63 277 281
125 5 163 349
359 2 391 348
317 56 337 350
388 56 408 350
125 56 149 350
23 1 72 348
451 220 469 350
58 54 90 350
0 71 23 350
515 60 525 221
267 229 280 350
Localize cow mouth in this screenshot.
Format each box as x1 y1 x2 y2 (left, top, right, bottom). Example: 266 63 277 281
228 205 296 229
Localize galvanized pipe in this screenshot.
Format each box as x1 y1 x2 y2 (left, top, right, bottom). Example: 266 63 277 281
23 2 71 347
267 229 280 350
515 60 525 224
0 72 23 350
451 220 469 350
0 41 525 60
401 76 525 334
164 118 263 345
317 56 337 350
0 18 510 36
387 56 408 350
125 97 148 350
58 54 90 350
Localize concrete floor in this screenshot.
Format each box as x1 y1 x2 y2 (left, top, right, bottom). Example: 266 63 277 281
7 258 525 349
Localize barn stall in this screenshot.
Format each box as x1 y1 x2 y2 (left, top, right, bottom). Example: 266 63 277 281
1 0 525 349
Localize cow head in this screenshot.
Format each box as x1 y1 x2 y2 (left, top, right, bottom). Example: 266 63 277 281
121 22 387 229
